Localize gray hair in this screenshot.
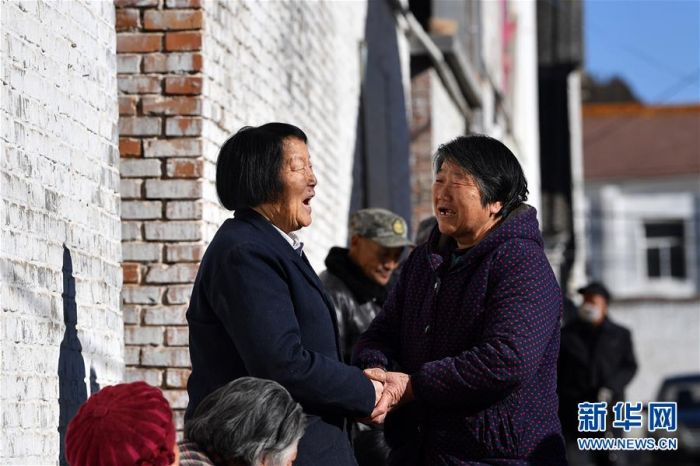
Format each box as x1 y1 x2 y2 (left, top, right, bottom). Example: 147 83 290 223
185 377 306 466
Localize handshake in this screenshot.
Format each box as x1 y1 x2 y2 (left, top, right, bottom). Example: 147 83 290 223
363 368 414 424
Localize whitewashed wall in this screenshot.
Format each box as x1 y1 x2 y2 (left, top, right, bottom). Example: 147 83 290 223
0 0 122 463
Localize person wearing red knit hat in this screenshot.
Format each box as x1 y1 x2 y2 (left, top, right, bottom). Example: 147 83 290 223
65 381 179 466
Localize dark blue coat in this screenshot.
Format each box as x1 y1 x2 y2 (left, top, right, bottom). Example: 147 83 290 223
354 206 567 465
186 209 375 466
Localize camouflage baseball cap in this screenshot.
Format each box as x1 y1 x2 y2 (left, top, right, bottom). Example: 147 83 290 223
350 208 414 248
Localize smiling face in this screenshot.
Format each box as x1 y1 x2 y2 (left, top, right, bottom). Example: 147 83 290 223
349 235 403 286
432 160 502 249
258 137 317 233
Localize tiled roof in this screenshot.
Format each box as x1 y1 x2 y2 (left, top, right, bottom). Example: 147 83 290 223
582 103 700 179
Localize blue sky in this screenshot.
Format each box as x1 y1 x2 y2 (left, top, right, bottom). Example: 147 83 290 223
585 0 700 104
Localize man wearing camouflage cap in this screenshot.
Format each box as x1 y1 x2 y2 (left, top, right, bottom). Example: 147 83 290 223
321 208 413 364
320 208 413 466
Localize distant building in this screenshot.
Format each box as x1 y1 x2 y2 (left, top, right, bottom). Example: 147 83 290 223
582 102 700 402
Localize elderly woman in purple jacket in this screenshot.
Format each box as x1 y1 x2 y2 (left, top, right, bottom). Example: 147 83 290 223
354 135 567 465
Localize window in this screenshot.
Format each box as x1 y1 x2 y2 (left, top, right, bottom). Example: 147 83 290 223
644 221 686 279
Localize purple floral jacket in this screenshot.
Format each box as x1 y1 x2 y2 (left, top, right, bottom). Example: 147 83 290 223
354 206 567 465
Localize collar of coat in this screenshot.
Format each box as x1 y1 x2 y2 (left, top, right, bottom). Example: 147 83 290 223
324 247 388 305
425 204 543 273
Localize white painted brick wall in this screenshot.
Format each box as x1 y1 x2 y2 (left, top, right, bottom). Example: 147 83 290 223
0 0 122 463
201 0 368 271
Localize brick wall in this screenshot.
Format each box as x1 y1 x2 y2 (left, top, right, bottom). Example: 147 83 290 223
115 0 204 432
410 69 466 234
410 70 436 233
116 0 368 432
0 1 122 463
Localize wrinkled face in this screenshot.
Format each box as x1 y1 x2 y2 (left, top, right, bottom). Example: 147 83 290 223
267 137 317 234
432 160 502 249
350 235 403 286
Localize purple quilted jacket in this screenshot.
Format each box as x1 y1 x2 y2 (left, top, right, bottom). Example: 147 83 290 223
354 205 566 465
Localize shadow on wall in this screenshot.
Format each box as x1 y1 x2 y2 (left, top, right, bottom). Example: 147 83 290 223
57 246 88 466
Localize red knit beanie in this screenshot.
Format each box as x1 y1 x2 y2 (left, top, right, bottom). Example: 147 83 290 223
65 381 176 466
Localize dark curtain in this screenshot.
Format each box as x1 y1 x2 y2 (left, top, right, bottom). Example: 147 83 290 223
350 0 412 234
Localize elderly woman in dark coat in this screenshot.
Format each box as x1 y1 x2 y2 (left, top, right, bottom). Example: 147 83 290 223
354 135 567 465
186 123 382 466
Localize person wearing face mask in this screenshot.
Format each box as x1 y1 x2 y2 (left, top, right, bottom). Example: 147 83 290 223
558 282 638 465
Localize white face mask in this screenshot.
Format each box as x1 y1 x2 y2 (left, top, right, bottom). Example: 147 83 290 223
578 303 603 323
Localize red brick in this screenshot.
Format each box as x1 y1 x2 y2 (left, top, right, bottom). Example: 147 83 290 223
118 54 142 74
117 33 162 53
115 0 158 6
145 263 200 283
118 76 161 94
142 96 201 115
119 117 161 136
162 390 189 409
144 138 201 157
143 53 203 73
165 0 202 8
123 263 142 284
165 243 205 262
164 31 202 51
166 159 202 178
120 138 142 157
164 76 202 95
144 10 203 31
116 9 140 31
119 96 138 115
165 117 202 136
166 368 191 387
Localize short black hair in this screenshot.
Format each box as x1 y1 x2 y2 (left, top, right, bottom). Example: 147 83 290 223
434 134 528 218
216 123 308 210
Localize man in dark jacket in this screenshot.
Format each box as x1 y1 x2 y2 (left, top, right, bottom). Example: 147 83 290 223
320 208 413 364
354 135 566 465
558 282 637 465
320 208 413 466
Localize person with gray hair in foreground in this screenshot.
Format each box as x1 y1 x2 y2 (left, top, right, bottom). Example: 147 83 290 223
178 377 306 466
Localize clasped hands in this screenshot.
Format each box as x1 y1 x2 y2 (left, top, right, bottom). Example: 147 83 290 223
363 367 413 424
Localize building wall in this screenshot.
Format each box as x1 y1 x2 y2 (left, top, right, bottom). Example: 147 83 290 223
409 70 435 232
0 0 122 463
431 70 466 154
117 0 368 431
200 0 367 270
586 177 699 299
610 301 700 403
508 0 541 215
409 69 467 234
585 176 700 401
115 0 206 432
